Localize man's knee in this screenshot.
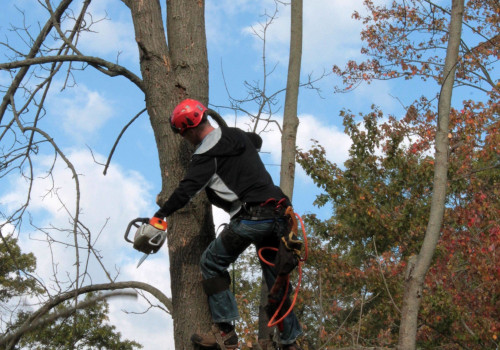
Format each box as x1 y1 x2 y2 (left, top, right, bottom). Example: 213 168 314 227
202 271 231 296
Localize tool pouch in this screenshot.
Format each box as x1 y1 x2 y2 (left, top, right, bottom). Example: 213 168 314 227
274 206 302 276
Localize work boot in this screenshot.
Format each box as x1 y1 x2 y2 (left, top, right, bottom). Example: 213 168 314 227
191 324 238 349
281 342 303 350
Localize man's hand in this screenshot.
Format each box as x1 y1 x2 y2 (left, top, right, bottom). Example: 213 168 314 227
153 209 166 220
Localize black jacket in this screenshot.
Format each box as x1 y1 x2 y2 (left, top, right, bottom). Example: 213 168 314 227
157 127 286 218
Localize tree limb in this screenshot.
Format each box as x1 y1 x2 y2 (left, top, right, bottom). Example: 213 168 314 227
0 290 137 347
1 55 144 91
104 108 147 175
3 281 172 349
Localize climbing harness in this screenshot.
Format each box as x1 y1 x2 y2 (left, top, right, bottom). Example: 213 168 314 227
258 205 308 330
212 324 228 350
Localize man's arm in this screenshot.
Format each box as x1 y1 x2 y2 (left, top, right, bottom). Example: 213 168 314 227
154 155 216 218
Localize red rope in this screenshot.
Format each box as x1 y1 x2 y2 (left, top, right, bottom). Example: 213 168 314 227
257 211 308 328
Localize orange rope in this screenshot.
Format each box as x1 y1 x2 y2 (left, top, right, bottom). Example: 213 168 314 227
257 212 308 328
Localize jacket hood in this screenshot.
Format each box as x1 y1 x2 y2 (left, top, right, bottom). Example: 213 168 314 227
195 127 246 157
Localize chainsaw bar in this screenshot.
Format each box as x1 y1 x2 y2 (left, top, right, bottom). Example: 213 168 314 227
137 253 149 268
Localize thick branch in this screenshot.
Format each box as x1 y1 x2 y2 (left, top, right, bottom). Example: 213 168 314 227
1 55 144 91
1 291 137 347
3 281 172 349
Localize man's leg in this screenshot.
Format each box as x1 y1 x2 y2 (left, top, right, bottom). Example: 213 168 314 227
192 223 251 348
200 223 252 322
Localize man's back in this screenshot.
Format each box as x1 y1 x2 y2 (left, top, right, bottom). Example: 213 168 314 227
195 127 285 216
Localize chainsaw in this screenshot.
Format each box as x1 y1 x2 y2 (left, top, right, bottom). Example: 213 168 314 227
124 217 168 267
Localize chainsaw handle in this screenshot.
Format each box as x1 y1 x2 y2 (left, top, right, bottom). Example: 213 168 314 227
124 217 149 243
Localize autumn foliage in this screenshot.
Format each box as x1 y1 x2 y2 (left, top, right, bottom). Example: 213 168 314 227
292 1 499 348
297 97 498 348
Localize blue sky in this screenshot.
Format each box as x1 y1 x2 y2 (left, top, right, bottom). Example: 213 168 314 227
0 0 417 348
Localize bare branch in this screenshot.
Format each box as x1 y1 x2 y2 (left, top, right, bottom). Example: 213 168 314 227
10 94 83 313
0 0 74 125
103 107 147 175
1 55 144 91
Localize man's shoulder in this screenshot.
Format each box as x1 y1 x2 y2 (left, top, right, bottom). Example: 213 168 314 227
195 127 222 155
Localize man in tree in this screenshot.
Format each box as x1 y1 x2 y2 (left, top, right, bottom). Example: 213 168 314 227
153 99 303 349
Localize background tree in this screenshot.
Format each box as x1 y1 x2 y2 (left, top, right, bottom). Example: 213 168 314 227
297 100 498 349
1 235 40 303
398 1 464 347
333 0 497 348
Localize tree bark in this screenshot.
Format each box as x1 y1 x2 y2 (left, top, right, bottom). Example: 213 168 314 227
397 0 464 349
129 0 213 348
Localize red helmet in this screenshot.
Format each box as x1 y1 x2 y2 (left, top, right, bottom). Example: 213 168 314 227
170 99 207 135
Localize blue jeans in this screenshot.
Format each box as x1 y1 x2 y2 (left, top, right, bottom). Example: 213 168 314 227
200 218 302 345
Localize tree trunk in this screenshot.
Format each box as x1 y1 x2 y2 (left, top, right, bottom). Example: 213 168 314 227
279 0 303 201
397 0 464 349
129 0 213 348
258 0 304 343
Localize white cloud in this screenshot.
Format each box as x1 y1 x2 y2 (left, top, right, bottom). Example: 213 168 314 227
302 0 366 68
206 0 275 51
108 302 174 349
207 0 365 75
0 148 173 348
77 0 138 63
354 79 399 114
48 84 115 141
1 147 155 281
226 113 350 167
241 0 366 72
121 253 171 292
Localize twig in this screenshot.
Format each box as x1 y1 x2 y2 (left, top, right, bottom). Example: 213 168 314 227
103 108 147 175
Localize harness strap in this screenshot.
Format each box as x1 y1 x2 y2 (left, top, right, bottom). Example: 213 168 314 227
211 324 227 350
282 206 303 256
238 197 290 221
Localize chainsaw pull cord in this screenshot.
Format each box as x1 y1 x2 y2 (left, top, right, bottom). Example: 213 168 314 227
258 211 308 328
